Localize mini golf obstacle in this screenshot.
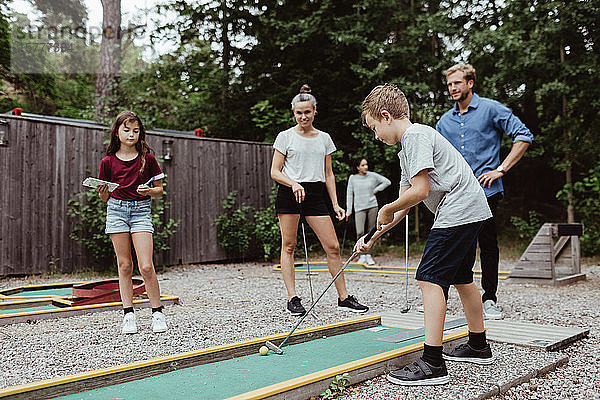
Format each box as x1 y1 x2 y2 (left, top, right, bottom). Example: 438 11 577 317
510 223 585 285
273 261 511 280
71 278 146 306
0 315 469 400
0 280 179 326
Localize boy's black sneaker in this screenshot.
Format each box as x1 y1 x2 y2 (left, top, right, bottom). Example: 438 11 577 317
387 358 449 386
287 296 306 316
338 295 369 313
442 343 494 365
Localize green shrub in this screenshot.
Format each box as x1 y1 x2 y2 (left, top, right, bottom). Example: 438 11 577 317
67 189 113 263
250 100 293 142
252 186 281 260
510 210 542 241
557 163 600 256
214 191 255 257
215 187 281 261
67 184 179 270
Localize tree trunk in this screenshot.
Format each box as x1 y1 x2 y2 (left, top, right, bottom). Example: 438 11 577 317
220 6 231 112
95 0 122 121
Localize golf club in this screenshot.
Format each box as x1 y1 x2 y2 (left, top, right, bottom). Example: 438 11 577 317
340 221 348 258
300 220 315 305
265 226 378 355
401 214 410 313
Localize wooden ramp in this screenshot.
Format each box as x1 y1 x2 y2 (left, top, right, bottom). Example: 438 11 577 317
381 311 589 351
509 223 586 285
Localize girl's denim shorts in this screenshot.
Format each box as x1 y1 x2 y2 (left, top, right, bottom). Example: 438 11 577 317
105 197 154 234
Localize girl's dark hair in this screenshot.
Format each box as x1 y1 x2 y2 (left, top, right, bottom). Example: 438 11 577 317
353 157 367 173
106 111 154 174
291 84 317 109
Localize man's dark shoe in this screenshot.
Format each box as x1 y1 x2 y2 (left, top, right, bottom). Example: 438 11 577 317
287 296 306 316
442 343 494 365
338 295 369 313
387 358 449 386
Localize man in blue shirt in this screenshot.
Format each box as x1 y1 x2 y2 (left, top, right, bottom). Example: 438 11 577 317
436 64 534 319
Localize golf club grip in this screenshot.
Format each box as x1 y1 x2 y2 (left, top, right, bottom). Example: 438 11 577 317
364 226 378 243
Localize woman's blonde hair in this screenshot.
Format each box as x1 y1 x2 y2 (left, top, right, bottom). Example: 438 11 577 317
291 84 317 110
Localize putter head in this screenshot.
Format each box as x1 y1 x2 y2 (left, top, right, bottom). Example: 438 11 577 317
401 305 411 313
265 341 284 355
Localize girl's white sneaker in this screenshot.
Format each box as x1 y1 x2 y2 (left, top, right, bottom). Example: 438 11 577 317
121 312 137 334
152 311 168 333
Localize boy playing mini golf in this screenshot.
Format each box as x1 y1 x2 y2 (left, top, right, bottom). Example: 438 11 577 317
354 84 494 385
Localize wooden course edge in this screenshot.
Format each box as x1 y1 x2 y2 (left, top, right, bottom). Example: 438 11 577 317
0 296 180 326
0 315 381 399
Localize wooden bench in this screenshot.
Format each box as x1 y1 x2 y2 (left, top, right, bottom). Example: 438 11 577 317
509 223 586 286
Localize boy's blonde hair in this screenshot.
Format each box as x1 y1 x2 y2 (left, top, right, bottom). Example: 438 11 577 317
444 63 476 83
361 83 410 126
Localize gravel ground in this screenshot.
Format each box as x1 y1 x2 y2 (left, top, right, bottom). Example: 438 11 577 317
0 257 598 400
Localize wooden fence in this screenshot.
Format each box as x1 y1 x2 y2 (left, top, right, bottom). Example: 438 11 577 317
0 115 274 275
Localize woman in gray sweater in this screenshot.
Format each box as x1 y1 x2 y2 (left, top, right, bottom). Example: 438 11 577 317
346 158 391 265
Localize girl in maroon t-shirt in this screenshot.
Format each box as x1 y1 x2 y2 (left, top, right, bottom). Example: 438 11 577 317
97 111 167 334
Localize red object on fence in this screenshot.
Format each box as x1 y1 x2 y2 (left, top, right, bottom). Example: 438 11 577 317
71 278 145 306
194 128 203 137
12 108 22 116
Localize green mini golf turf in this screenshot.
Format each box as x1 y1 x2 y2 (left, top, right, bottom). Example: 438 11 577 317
5 288 74 297
57 327 418 400
0 306 58 315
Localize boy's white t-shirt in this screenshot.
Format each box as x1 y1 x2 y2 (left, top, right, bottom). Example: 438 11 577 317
398 123 492 229
273 127 336 182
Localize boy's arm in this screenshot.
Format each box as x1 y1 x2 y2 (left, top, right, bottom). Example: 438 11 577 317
378 169 429 228
354 184 410 253
369 185 410 240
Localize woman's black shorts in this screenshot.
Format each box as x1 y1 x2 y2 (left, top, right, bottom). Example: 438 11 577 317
275 182 331 216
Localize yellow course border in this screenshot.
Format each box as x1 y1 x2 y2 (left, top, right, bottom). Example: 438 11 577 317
0 315 381 399
0 282 89 300
0 295 180 321
272 262 511 279
227 330 468 400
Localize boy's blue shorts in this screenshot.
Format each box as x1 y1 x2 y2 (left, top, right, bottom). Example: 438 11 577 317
415 220 486 290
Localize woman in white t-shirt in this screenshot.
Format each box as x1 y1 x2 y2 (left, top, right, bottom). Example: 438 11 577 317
270 84 369 316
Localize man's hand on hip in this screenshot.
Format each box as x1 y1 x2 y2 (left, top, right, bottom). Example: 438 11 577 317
478 170 504 188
